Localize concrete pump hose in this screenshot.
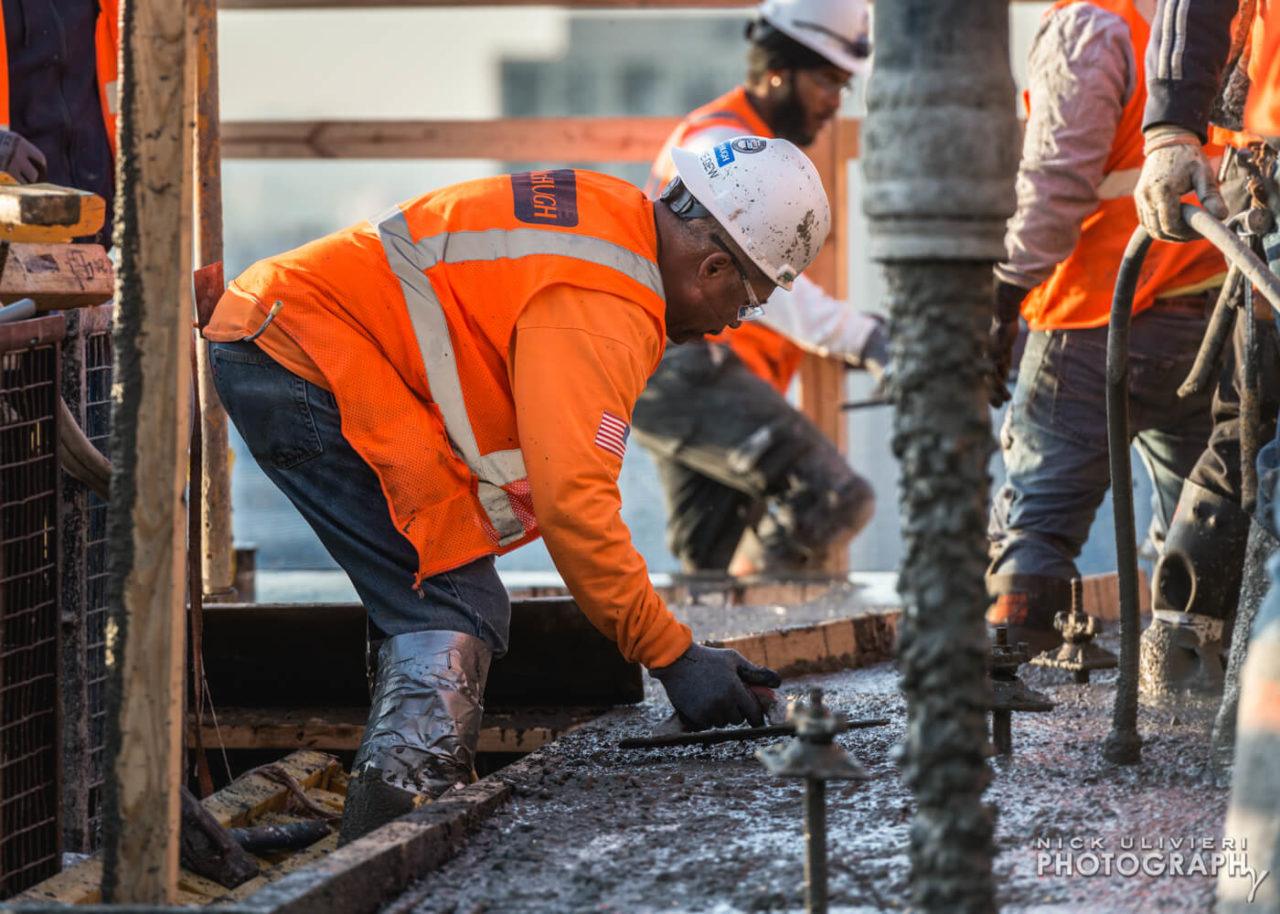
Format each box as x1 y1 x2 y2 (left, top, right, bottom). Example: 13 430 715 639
1104 227 1151 766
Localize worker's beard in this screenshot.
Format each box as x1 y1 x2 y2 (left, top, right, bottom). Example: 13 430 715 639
768 76 817 147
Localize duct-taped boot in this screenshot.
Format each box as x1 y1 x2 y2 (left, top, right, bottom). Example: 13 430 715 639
338 630 492 845
1140 482 1249 700
986 574 1072 656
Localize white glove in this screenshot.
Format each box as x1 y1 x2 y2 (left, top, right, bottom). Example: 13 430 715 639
1134 126 1227 241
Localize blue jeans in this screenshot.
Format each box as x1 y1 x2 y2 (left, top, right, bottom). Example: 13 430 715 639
989 309 1214 579
209 340 511 655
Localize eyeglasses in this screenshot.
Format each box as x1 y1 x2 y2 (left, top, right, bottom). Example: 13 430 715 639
805 68 853 97
711 234 766 322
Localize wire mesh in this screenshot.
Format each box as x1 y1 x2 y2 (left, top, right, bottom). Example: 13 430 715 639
82 327 111 850
0 333 61 897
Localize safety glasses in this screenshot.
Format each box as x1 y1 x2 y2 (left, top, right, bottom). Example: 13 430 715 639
711 234 766 322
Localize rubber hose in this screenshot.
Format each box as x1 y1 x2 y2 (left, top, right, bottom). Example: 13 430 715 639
1178 267 1242 399
1104 228 1150 766
1183 205 1280 312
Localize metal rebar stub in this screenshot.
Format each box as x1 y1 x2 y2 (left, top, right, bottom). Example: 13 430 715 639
758 689 868 914
989 627 1054 758
1030 578 1118 683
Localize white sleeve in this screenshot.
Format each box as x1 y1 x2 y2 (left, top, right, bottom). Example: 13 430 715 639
758 274 881 360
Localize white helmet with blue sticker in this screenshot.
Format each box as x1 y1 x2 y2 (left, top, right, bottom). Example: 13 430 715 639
670 135 831 291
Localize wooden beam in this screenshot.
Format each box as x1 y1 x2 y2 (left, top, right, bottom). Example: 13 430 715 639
0 182 106 242
190 0 236 597
187 707 599 754
707 609 899 677
221 117 860 163
100 0 192 903
0 242 114 309
796 115 852 573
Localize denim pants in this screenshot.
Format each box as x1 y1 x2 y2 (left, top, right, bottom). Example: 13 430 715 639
209 340 511 655
988 309 1214 580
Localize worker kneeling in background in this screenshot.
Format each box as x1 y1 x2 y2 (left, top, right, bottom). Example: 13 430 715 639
632 0 885 575
204 138 825 842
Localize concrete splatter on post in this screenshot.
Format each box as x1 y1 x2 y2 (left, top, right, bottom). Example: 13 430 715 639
862 1 1018 911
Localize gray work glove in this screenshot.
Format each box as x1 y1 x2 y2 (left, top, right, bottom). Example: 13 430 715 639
0 130 46 183
1135 126 1227 241
650 643 781 730
987 280 1030 408
856 319 891 385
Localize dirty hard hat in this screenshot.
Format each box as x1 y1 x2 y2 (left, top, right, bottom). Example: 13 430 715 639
670 135 831 290
757 0 871 75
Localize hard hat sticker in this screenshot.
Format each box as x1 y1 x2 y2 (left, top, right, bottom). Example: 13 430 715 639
714 143 737 168
731 137 768 154
512 169 579 227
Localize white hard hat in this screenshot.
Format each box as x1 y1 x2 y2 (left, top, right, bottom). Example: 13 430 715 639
757 0 871 75
671 135 830 290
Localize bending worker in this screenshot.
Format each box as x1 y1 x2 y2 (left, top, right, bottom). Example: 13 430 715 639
204 139 826 842
985 0 1224 653
1134 2 1280 910
632 0 885 575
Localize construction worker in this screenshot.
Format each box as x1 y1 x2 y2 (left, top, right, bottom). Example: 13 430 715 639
1135 3 1280 910
631 0 885 575
0 0 118 244
985 0 1226 654
204 139 827 842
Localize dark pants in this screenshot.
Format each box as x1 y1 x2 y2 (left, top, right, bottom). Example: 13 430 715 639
209 340 511 655
631 341 872 572
989 309 1215 580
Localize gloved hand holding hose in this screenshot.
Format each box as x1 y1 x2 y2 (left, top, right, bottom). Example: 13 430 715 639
1134 126 1228 241
650 643 781 730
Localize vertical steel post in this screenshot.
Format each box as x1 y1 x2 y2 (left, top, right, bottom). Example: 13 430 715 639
863 2 1018 911
805 778 827 914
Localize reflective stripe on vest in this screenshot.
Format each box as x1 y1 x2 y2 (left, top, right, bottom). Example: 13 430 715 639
375 206 664 543
1096 155 1223 200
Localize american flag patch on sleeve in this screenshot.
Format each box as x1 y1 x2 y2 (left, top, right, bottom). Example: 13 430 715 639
593 411 630 460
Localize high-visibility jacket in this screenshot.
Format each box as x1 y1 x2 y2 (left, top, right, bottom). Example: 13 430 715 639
207 170 693 667
0 0 119 157
1245 1 1280 138
1021 0 1226 331
647 86 807 393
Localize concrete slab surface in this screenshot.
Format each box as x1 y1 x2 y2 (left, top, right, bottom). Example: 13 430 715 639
385 641 1234 914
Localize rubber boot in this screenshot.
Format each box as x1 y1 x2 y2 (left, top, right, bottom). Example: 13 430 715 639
986 574 1072 656
1141 481 1249 700
338 630 492 845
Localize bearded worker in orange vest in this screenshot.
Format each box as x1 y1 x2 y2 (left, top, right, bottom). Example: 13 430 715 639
984 0 1226 655
631 0 886 575
204 138 826 843
1134 3 1280 909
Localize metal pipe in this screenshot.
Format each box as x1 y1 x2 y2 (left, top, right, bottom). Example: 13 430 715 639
1184 205 1280 312
805 778 827 914
0 298 36 324
1241 282 1261 514
1178 267 1242 399
1103 228 1151 766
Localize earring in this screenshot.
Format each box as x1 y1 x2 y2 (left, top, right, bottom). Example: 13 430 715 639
770 74 783 88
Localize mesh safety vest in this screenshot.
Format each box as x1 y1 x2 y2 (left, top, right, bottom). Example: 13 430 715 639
1022 0 1226 331
0 0 118 158
228 171 667 582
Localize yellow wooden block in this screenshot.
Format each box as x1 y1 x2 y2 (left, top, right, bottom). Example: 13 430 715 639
0 182 106 242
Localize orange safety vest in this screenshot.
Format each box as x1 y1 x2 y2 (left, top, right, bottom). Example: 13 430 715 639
1245 1 1280 139
647 86 806 394
1021 0 1226 331
0 0 119 158
224 170 667 583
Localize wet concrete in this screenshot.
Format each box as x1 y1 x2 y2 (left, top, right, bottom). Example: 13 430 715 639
386 633 1230 914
